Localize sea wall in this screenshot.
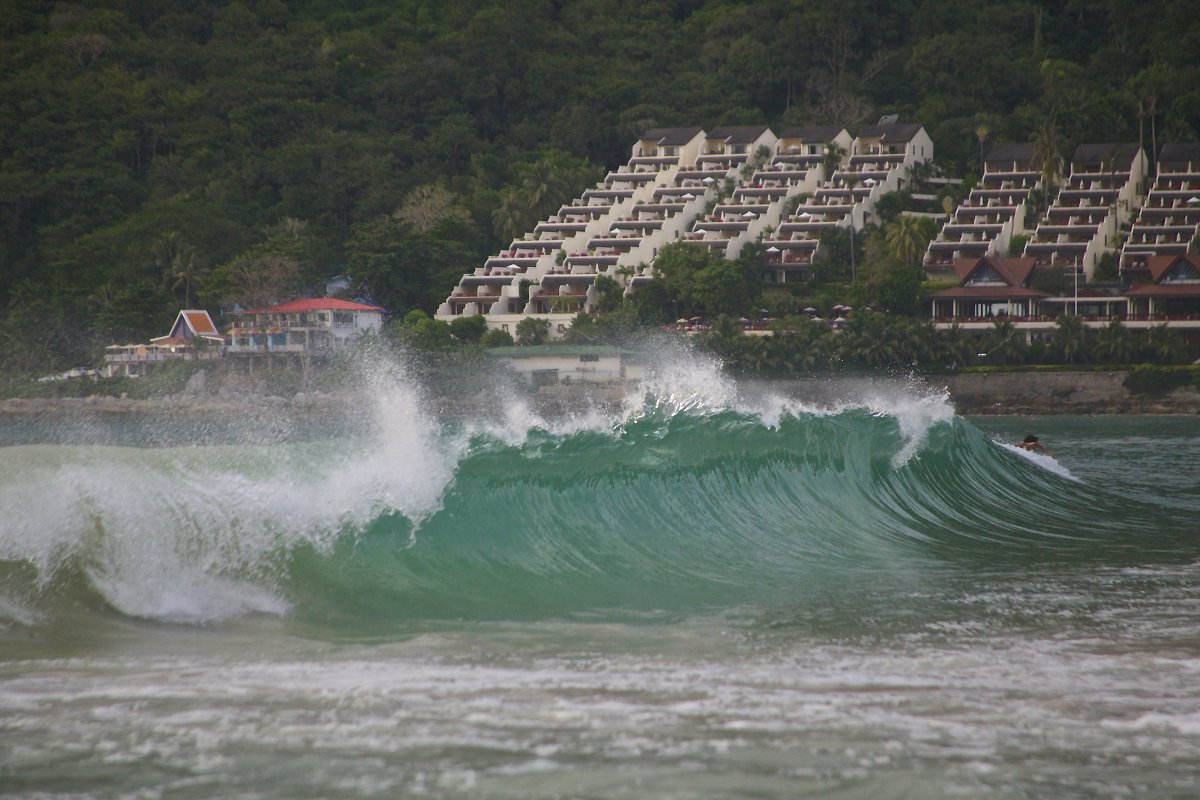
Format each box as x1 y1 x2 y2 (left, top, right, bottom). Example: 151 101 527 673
532 372 1200 417
935 371 1200 415
3 370 1200 420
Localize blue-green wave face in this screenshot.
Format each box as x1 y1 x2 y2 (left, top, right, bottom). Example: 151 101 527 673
0 359 1191 631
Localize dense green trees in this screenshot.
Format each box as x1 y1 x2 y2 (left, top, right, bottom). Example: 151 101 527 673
3 0 1199 375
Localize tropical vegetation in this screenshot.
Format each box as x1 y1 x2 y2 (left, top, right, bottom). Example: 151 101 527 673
3 0 1199 381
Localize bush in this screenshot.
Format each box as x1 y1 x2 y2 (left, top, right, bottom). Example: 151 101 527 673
1122 366 1195 395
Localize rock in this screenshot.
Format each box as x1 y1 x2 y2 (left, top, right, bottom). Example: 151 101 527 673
183 369 208 396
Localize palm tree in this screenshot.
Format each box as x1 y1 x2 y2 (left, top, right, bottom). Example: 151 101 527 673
491 191 526 242
1094 319 1132 365
939 323 974 370
984 319 1026 365
1053 313 1087 364
1145 323 1184 364
886 215 927 267
975 123 990 168
1032 117 1062 193
158 232 203 308
822 142 846 180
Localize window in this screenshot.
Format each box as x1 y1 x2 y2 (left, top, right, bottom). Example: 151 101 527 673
964 264 1007 287
1164 261 1200 284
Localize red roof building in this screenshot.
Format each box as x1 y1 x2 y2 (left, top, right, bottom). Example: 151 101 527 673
928 257 1050 320
1123 254 1200 319
227 298 384 360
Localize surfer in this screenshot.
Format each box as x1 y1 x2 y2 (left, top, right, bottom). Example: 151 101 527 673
1016 434 1054 456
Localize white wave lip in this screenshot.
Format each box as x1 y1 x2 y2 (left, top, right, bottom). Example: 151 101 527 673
0 360 459 624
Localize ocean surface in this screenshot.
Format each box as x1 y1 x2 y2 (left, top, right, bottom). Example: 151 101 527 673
3 355 1200 799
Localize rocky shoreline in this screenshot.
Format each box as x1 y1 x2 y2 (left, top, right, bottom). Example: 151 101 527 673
2 370 1198 420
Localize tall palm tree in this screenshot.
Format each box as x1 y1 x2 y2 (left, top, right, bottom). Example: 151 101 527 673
984 319 1026 365
158 232 203 308
1145 323 1184 364
1032 117 1062 193
886 215 928 267
975 123 990 168
822 142 846 181
939 323 973 370
1053 313 1087 364
1094 319 1132 364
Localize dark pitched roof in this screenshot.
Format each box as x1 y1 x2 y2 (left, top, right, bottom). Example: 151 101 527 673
857 122 925 143
706 125 769 144
640 127 704 146
1158 143 1200 165
1071 143 1142 168
1145 253 1200 283
952 256 1038 287
985 143 1035 164
778 125 846 143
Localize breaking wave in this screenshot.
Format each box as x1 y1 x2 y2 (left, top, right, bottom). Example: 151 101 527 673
0 354 1187 630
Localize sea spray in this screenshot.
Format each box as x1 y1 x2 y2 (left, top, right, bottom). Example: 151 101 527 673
0 355 459 623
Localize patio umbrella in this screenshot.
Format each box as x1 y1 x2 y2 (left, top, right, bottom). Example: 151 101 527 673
742 211 757 218
766 246 781 253
702 176 716 184
682 193 696 200
676 318 689 325
803 306 817 314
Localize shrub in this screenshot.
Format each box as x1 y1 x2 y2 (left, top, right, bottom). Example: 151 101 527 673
1122 365 1195 395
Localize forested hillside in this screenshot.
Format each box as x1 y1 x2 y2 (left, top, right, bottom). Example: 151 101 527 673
2 0 1198 372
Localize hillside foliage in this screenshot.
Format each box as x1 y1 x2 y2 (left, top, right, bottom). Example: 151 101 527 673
3 0 1198 372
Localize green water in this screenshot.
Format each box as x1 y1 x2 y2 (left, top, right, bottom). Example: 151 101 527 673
2 375 1199 798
